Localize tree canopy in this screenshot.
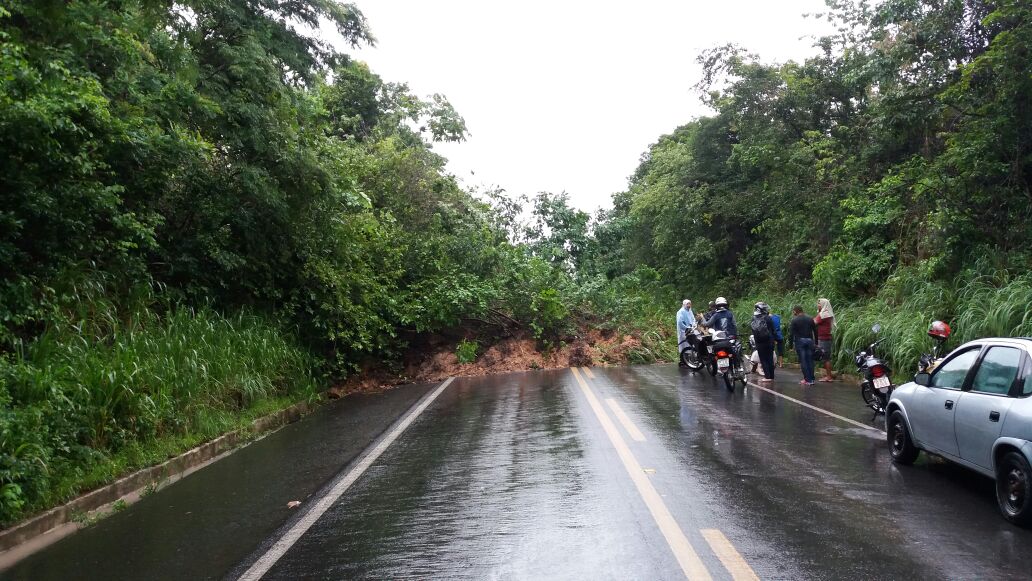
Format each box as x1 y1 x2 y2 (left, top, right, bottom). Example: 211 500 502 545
595 0 1032 301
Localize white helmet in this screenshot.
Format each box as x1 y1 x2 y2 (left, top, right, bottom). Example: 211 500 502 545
715 296 728 308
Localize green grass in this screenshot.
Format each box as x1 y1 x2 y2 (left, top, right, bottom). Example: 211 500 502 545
0 299 320 526
589 265 1032 382
732 269 1032 379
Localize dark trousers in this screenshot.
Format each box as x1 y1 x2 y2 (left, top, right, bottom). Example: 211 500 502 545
757 340 775 379
795 338 815 383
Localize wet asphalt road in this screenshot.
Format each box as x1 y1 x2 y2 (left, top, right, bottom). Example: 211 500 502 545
4 365 1032 580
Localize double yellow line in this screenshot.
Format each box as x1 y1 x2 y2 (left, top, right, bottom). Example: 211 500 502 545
572 367 759 581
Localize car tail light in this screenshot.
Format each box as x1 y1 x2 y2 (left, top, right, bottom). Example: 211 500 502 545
717 350 728 358
871 365 886 378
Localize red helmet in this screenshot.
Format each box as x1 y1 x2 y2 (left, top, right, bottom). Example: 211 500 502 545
928 320 951 339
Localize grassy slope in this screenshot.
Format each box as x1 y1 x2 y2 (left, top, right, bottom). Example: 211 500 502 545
0 306 319 526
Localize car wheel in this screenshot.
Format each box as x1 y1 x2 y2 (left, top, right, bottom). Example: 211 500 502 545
887 410 919 465
996 451 1032 526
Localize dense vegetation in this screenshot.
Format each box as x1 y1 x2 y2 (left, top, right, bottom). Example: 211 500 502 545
0 0 584 524
583 0 1032 369
2 0 1030 526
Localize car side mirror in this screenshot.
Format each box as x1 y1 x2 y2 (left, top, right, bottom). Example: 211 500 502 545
914 372 931 387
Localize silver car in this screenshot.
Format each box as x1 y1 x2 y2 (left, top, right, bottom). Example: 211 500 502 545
886 338 1032 525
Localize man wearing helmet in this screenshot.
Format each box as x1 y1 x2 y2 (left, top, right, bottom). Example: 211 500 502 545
701 297 738 337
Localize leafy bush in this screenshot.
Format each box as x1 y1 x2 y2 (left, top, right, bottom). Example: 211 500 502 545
455 340 478 364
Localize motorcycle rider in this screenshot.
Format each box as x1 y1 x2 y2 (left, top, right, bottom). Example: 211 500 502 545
702 297 738 337
699 301 717 326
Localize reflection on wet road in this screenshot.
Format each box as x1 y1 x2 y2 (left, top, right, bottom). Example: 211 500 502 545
5 365 1032 580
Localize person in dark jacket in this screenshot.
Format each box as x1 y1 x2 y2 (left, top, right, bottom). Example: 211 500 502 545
701 297 737 337
699 301 717 325
789 305 818 385
751 302 777 382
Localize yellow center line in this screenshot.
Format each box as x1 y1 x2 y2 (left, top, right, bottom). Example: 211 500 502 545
605 398 647 442
700 529 760 581
582 366 596 379
571 367 711 580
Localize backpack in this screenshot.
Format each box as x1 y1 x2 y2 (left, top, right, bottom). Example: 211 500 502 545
750 315 771 341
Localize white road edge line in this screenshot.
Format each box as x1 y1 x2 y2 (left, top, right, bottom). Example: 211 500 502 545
700 529 760 581
605 398 647 442
572 368 711 580
746 381 885 434
238 377 455 581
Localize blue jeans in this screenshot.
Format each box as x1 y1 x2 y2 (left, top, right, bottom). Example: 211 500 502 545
796 338 815 383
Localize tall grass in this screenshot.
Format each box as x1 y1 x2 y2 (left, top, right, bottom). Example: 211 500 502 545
735 269 1032 380
0 293 318 525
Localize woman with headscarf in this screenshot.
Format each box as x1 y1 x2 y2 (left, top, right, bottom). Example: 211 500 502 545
814 298 837 382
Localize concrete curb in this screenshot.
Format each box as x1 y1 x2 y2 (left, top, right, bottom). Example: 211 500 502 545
0 397 319 565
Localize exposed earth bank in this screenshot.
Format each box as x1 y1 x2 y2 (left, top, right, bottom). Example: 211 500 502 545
331 329 652 396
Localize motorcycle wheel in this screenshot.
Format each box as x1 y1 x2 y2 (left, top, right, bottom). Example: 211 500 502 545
723 372 734 392
735 369 747 385
681 348 703 370
861 382 884 414
733 356 747 384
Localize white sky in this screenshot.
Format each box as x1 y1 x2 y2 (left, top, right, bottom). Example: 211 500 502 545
333 0 838 212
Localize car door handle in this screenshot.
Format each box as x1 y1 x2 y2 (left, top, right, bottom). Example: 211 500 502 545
945 400 954 410
990 411 1000 422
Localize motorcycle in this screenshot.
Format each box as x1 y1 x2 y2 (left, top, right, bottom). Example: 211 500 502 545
678 327 706 370
918 320 952 374
856 323 893 415
710 330 747 392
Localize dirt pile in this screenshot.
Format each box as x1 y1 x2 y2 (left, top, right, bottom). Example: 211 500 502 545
334 329 649 394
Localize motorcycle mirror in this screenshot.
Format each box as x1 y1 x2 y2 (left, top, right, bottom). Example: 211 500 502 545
872 323 882 334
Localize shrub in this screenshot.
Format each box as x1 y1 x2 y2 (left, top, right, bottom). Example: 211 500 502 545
455 340 478 364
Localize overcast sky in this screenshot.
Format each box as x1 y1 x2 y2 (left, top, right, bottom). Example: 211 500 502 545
333 0 838 212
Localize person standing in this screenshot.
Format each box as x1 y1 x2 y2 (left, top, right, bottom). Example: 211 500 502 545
750 302 777 383
814 297 837 382
770 310 785 367
789 305 818 385
676 299 695 366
